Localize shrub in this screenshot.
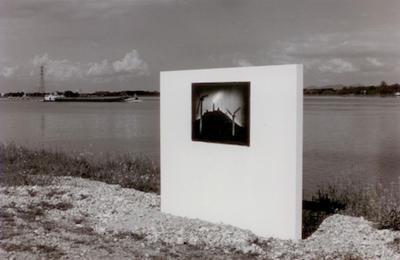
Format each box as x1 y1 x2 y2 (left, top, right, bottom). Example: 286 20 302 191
303 179 400 238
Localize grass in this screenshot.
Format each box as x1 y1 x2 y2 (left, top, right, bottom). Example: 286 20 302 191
0 143 160 193
1 143 399 238
303 180 400 238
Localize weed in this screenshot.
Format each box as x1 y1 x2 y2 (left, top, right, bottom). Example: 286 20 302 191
303 179 400 238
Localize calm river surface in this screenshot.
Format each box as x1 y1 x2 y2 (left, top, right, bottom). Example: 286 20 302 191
1 96 399 196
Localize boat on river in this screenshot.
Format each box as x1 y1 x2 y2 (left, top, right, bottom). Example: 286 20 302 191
124 94 143 103
44 93 127 102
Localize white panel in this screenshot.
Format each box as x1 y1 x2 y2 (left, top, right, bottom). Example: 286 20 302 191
160 65 303 240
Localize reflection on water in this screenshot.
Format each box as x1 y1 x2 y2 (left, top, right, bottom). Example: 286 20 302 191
40 114 45 140
304 96 400 197
0 96 399 196
0 98 160 162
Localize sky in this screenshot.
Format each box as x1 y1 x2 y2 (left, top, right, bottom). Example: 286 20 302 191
193 83 248 127
0 0 399 92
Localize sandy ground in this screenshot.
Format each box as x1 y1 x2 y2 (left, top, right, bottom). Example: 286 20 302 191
0 176 399 259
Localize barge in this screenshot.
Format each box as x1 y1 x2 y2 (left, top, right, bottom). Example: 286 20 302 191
44 93 128 102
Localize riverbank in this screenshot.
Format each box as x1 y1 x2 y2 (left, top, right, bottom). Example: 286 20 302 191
0 176 399 259
1 143 160 193
1 144 400 258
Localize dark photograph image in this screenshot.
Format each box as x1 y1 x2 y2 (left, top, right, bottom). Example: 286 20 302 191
192 82 250 146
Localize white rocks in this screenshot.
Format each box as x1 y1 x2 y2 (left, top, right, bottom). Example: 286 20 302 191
1 176 400 259
300 214 400 259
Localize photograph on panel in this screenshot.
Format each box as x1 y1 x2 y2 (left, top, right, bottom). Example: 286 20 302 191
192 82 250 146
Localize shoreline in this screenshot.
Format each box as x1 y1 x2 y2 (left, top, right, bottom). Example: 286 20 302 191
1 144 400 257
0 176 399 259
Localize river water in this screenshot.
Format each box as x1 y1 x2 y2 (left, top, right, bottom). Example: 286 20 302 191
1 96 399 196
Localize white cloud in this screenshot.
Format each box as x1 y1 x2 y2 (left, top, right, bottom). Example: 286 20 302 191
366 57 383 67
261 32 398 78
282 32 400 60
1 66 18 78
232 58 253 67
112 49 149 75
32 53 82 81
47 60 83 81
32 53 49 66
30 49 149 82
318 58 358 74
87 59 111 76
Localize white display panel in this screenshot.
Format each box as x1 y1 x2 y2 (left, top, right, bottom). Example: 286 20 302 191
160 65 303 240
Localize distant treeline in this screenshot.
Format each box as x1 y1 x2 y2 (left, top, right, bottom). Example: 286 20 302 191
90 90 159 97
304 81 400 96
1 90 160 98
4 83 400 97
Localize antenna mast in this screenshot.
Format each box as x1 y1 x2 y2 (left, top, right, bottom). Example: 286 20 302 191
40 65 45 94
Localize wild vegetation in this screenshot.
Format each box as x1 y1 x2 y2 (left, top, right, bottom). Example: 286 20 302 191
1 143 399 239
303 180 400 238
0 143 159 193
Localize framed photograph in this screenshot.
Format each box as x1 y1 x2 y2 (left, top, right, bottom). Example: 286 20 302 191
192 82 250 146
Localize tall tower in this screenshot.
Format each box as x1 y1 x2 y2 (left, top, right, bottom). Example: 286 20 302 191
40 65 45 94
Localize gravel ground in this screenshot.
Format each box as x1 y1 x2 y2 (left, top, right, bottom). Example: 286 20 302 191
0 176 399 259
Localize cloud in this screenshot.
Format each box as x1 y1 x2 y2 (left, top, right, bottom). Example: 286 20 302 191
32 53 82 81
366 57 383 67
318 58 358 74
86 49 149 79
261 31 399 75
282 32 400 60
232 58 253 67
1 66 18 78
236 30 399 85
112 50 149 75
29 50 149 82
32 53 49 66
87 59 111 76
46 60 83 81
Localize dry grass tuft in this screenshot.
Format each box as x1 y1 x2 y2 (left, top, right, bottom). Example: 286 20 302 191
303 179 400 238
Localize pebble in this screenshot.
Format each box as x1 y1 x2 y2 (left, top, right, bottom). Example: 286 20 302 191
2 176 400 259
